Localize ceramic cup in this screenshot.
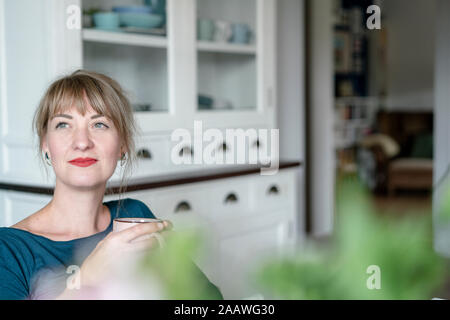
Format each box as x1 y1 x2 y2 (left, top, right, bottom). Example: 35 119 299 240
214 20 232 42
93 12 120 31
113 217 165 248
213 98 233 110
231 23 251 44
197 19 215 41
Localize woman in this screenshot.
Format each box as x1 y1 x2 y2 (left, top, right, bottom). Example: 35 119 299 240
0 70 221 299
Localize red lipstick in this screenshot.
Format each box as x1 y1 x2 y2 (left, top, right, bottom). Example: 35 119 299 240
69 157 98 167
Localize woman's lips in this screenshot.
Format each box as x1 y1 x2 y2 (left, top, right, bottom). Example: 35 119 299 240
69 158 98 167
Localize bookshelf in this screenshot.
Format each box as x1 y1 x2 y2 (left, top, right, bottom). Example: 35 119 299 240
332 0 379 172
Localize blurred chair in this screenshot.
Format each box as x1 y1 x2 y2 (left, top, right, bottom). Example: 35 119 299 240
357 111 433 195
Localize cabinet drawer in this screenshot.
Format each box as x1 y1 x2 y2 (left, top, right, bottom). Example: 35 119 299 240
251 172 295 211
150 190 205 216
134 136 170 172
208 178 252 218
147 187 210 230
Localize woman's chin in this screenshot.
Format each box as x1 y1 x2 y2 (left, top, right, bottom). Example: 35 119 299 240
60 176 109 190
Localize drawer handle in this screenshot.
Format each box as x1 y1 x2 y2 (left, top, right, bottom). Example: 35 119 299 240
224 192 239 204
179 146 193 158
136 148 152 159
174 201 191 213
252 139 261 149
217 142 228 152
267 185 280 195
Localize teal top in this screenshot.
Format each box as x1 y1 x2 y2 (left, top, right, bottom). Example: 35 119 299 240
0 198 222 300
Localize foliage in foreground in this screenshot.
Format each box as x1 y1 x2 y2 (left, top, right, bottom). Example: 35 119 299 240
253 181 447 300
134 180 448 300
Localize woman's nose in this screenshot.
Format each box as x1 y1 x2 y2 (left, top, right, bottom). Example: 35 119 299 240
72 127 94 151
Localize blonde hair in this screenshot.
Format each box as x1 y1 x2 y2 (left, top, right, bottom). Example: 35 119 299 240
32 69 139 200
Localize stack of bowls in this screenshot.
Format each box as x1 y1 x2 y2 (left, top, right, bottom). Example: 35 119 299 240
112 6 163 29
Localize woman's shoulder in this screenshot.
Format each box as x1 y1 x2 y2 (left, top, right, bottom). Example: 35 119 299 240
105 198 156 219
0 227 35 270
0 227 40 257
0 227 29 245
0 228 31 299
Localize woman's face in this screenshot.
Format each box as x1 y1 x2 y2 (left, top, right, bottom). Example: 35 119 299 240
42 102 123 190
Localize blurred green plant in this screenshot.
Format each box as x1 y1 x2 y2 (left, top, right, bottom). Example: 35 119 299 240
252 178 448 300
137 229 223 300
133 178 449 300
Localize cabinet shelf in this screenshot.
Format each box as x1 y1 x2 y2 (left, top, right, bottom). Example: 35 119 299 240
197 41 256 55
82 28 168 49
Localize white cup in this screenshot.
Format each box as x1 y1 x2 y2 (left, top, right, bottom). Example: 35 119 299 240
214 20 232 42
113 217 165 248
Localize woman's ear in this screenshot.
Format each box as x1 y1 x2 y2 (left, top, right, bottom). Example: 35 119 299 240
119 145 128 158
41 138 48 155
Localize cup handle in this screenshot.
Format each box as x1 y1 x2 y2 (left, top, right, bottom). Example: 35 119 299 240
135 232 166 248
149 232 166 248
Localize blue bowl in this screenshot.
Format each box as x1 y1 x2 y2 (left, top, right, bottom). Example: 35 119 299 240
112 6 154 14
119 13 163 28
93 12 120 30
198 94 214 107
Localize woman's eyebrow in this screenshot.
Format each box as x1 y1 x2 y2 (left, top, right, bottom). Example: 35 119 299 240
90 114 106 120
51 114 105 120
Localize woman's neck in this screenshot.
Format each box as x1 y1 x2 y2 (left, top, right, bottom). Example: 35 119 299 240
36 181 111 240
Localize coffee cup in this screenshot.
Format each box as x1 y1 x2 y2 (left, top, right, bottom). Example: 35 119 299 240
231 23 251 44
113 217 165 248
214 20 232 42
197 18 215 41
231 23 250 44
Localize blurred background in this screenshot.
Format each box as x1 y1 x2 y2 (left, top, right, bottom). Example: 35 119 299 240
1 0 449 299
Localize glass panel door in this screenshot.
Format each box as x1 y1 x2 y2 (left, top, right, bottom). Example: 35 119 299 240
81 0 169 113
196 0 257 112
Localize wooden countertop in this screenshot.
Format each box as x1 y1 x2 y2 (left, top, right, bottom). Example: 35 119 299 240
0 161 301 196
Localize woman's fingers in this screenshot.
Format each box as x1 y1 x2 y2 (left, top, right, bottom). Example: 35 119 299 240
119 221 165 242
129 236 161 252
163 220 173 230
129 233 167 251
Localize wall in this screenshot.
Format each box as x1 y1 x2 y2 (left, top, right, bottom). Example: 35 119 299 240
433 0 450 258
381 0 436 111
308 0 335 236
276 0 306 238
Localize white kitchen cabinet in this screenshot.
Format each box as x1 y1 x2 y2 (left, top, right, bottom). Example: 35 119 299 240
106 168 298 299
215 211 295 299
0 191 52 227
78 0 276 132
0 0 278 186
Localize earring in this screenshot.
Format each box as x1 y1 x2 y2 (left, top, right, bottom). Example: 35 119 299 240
120 152 127 167
45 152 52 166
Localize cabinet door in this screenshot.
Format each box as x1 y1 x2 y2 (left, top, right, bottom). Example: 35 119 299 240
0 190 52 227
193 0 276 129
79 0 195 132
214 212 294 299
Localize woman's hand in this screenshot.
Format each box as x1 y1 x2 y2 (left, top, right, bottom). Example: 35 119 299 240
79 220 173 289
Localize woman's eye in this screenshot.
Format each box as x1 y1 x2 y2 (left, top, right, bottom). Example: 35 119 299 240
55 122 68 129
94 122 109 129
